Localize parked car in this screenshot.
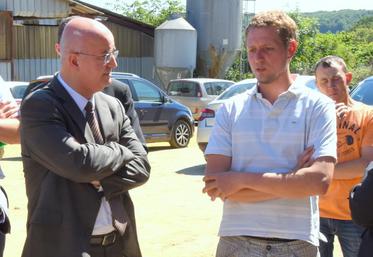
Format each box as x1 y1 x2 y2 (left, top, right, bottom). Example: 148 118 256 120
25 73 194 148
113 73 194 148
197 78 257 151
350 76 373 106
166 78 234 121
196 75 317 152
0 81 28 105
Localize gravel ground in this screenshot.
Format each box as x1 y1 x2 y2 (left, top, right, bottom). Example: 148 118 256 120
1 134 342 257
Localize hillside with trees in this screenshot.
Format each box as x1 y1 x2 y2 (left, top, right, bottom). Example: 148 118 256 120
108 0 373 84
304 9 373 33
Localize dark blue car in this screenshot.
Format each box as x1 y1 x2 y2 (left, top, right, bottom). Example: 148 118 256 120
350 76 373 106
111 73 194 148
26 73 194 148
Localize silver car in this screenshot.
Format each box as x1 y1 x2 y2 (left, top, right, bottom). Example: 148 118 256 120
197 78 257 151
166 78 234 121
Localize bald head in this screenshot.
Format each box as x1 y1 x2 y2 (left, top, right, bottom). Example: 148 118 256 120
59 17 114 58
58 16 118 99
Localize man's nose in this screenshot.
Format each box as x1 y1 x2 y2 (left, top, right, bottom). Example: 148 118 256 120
107 54 118 68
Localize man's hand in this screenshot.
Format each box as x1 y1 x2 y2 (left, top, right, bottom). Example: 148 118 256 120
335 102 350 119
0 101 19 118
294 146 314 172
203 172 243 201
203 146 315 202
91 180 101 189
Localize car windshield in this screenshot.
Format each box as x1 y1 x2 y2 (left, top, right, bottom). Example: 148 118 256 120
217 82 256 100
351 78 373 105
204 82 233 96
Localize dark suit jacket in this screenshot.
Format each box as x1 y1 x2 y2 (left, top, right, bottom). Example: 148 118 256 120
102 79 145 144
24 77 146 146
349 168 373 257
20 77 150 257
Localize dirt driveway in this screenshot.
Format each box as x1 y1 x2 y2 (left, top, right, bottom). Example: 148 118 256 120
1 136 221 257
0 134 342 257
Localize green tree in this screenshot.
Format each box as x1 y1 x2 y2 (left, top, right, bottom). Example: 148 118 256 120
289 12 320 74
110 0 185 27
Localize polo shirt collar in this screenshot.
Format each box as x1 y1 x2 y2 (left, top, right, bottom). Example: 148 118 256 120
249 79 304 99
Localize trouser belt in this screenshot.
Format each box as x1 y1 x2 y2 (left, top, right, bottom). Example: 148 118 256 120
243 235 296 242
90 230 118 246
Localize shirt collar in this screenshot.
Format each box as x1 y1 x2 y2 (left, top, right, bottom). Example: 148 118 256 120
57 73 95 113
249 78 304 99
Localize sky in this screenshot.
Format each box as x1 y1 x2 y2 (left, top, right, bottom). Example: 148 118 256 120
83 0 373 13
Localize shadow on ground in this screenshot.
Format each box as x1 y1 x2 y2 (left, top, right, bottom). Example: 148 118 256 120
176 164 205 176
147 146 173 152
1 157 22 162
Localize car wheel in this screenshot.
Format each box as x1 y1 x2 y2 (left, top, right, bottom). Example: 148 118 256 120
170 120 191 148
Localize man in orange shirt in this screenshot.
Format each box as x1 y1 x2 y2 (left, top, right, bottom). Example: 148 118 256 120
315 55 373 257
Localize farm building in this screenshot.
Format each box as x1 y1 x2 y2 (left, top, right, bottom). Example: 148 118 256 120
0 0 155 82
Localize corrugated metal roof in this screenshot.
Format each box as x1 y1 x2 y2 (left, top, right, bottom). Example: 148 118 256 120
74 0 155 37
0 0 70 18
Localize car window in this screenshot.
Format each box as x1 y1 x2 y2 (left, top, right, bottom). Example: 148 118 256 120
132 80 162 103
168 82 199 97
204 82 232 96
10 85 27 99
351 80 373 105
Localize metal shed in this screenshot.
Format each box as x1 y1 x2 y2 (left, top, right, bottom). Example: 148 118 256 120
0 0 155 82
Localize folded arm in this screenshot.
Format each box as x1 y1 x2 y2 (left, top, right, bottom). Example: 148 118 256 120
203 154 276 202
20 92 150 187
0 101 20 144
101 99 150 198
333 146 373 180
0 118 19 144
203 149 334 201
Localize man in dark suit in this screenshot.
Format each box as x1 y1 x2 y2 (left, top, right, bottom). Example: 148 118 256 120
23 16 146 145
349 166 373 257
20 16 150 257
56 16 145 145
102 79 145 144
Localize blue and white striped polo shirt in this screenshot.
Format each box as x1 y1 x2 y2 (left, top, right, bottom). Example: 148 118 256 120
205 79 337 246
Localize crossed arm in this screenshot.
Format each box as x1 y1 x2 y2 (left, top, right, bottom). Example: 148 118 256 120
333 103 373 179
203 147 335 203
20 93 150 196
0 101 20 144
333 146 373 179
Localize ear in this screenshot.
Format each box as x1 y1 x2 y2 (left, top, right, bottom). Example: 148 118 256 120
55 43 61 56
69 53 79 68
287 39 298 59
345 72 352 85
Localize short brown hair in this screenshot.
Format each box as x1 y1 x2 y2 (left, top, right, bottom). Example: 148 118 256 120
314 55 348 73
57 16 77 43
245 10 298 47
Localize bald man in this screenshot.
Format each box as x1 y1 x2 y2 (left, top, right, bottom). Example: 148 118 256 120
20 17 150 257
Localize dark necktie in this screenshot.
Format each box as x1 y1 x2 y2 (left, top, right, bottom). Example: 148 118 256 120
85 101 128 235
85 101 104 144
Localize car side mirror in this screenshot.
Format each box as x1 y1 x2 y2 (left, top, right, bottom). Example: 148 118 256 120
161 94 169 103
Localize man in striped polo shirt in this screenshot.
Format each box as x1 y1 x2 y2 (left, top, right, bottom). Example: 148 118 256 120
203 10 337 257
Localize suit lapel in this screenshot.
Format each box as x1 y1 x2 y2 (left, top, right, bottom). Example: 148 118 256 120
94 93 115 142
49 77 95 144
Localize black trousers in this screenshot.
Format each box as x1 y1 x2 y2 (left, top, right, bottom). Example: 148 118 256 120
0 232 5 257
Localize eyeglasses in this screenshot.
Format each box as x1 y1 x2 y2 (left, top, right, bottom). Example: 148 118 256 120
75 49 119 65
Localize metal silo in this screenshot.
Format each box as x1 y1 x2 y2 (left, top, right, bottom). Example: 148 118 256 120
186 0 242 78
154 16 197 89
